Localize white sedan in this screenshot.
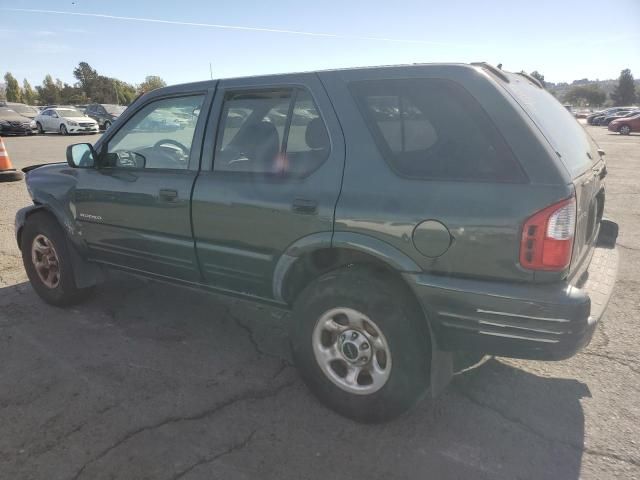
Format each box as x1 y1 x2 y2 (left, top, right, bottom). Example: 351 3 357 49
35 107 99 135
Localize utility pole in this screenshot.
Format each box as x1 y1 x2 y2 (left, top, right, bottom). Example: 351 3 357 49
209 62 213 80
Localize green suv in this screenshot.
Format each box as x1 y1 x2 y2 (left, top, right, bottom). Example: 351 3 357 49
15 63 619 422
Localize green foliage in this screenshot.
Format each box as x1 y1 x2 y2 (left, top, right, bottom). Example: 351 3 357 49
563 85 606 107
36 75 61 105
4 72 23 102
138 75 167 94
530 71 546 88
610 69 637 106
22 79 38 105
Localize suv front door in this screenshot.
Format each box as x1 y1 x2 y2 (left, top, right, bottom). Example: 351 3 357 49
192 74 345 300
73 90 212 281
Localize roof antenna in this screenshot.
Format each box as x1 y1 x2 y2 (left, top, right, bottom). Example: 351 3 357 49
497 63 503 70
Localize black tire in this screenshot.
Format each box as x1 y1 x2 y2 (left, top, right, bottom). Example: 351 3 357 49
21 212 93 306
104 120 111 130
291 266 431 422
36 122 44 134
60 124 68 135
619 125 631 135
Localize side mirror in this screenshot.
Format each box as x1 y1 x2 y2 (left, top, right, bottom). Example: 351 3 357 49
66 143 96 168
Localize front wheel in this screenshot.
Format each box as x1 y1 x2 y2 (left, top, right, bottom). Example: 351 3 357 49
21 212 93 306
60 124 68 135
104 120 111 130
36 122 44 134
619 125 631 135
291 266 431 422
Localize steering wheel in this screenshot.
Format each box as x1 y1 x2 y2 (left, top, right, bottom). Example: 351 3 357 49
152 139 190 167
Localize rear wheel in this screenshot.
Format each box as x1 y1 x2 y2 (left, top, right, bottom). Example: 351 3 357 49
60 124 68 135
104 120 111 130
291 266 431 422
21 212 93 306
36 122 44 134
619 125 631 135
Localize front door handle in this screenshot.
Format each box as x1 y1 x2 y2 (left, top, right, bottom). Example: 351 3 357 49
159 188 178 201
292 198 318 214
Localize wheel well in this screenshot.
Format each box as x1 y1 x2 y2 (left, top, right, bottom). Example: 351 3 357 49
282 247 414 306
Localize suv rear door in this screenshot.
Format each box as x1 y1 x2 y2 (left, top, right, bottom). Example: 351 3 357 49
192 73 345 299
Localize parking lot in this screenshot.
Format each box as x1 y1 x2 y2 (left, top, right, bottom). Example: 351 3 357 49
1 125 639 479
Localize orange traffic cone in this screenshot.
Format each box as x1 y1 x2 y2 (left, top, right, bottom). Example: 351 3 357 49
0 137 23 182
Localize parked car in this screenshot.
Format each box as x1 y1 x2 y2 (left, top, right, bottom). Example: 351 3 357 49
587 106 635 125
609 113 640 135
34 107 99 135
0 107 37 135
600 110 639 126
4 102 40 119
16 63 619 422
85 103 126 130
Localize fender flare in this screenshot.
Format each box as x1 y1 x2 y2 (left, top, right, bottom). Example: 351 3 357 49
272 231 422 302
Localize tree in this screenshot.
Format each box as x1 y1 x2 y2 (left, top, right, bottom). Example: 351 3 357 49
530 71 546 88
563 85 606 107
610 69 637 106
4 72 23 102
23 79 38 105
36 75 61 105
114 80 137 105
59 83 87 104
138 75 167 94
73 61 99 98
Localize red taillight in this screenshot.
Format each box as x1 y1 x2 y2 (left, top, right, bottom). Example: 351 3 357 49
520 197 576 271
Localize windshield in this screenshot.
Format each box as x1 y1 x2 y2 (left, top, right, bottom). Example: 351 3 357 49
103 104 126 115
0 108 20 118
57 109 84 118
10 105 39 115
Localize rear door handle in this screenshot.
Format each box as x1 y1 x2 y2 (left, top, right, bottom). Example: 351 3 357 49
292 198 318 214
159 188 178 201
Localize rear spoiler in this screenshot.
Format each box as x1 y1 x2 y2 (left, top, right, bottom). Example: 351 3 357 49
471 62 510 83
514 71 544 89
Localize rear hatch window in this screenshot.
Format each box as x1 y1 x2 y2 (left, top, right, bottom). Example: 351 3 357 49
501 74 597 178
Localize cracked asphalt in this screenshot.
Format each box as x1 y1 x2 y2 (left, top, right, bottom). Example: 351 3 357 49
1 126 639 480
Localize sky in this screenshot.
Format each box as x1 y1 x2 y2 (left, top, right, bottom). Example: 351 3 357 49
1 0 639 88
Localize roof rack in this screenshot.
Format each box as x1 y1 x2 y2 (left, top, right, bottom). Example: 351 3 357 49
515 71 544 89
471 62 510 83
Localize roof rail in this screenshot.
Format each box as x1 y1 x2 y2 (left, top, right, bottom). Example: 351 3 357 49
515 71 544 89
471 62 510 83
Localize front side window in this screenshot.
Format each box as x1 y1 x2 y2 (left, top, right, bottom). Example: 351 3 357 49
106 95 204 170
350 78 525 182
214 88 330 176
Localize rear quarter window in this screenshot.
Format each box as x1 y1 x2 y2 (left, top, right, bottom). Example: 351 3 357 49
349 78 526 183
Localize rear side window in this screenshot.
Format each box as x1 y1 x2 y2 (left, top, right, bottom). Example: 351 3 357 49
214 88 330 177
349 78 525 183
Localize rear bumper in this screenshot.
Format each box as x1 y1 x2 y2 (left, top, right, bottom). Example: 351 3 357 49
608 123 620 132
405 221 619 360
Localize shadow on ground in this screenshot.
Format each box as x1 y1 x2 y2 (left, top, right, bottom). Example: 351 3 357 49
0 276 589 480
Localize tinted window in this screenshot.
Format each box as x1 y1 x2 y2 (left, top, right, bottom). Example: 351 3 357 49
504 75 595 177
214 88 329 176
350 78 525 182
107 95 204 170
